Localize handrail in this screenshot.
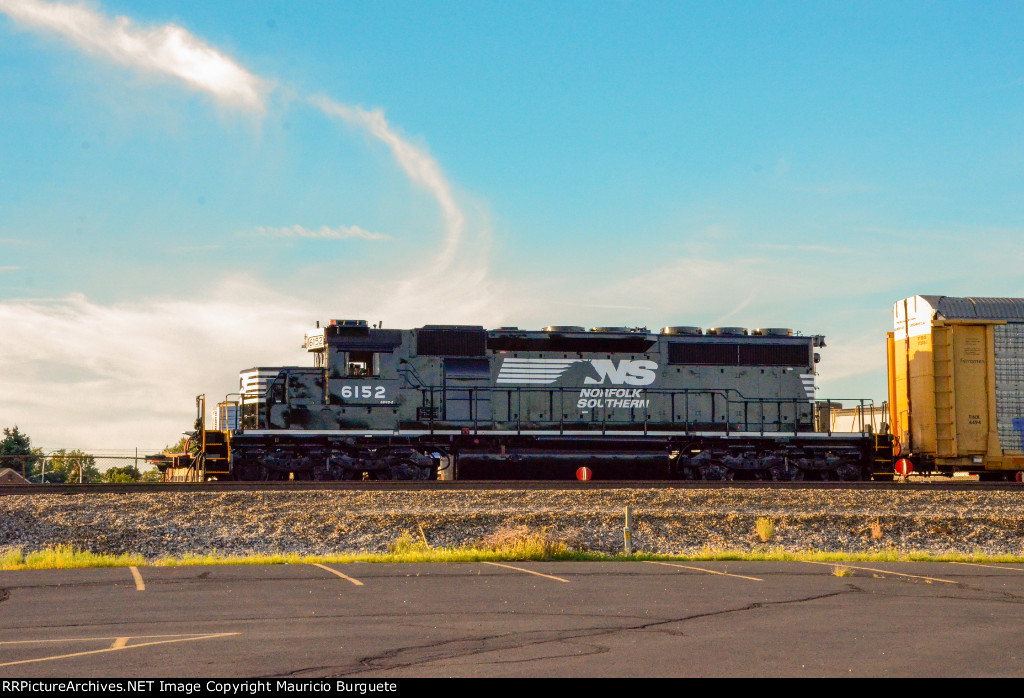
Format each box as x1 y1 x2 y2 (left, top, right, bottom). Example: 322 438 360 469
220 382 878 437
398 386 875 435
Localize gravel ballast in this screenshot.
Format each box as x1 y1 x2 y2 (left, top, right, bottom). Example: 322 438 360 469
3 488 1024 559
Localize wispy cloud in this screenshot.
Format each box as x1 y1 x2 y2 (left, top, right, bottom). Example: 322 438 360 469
713 292 757 325
791 181 876 196
767 157 875 196
169 244 222 254
551 301 654 311
0 1 500 450
311 97 466 273
0 0 270 111
250 224 390 241
0 266 21 271
0 0 486 280
759 243 858 255
0 0 485 276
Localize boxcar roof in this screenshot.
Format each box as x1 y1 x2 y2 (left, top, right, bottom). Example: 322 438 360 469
919 295 1024 321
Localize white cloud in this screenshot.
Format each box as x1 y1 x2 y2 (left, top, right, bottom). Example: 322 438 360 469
252 224 389 241
311 97 466 274
0 0 489 282
0 1 507 453
0 266 509 452
0 0 269 111
0 283 300 450
0 0 492 290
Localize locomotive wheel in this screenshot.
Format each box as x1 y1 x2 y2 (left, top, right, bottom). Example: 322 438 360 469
698 464 733 480
378 462 433 480
835 463 861 481
234 460 263 481
769 462 803 481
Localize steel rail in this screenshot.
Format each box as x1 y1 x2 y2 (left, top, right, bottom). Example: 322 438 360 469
0 479 1019 496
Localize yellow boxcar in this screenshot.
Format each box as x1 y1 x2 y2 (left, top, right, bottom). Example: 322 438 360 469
887 295 1024 477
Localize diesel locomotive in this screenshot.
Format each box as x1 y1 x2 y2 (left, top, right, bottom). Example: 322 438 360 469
171 319 885 481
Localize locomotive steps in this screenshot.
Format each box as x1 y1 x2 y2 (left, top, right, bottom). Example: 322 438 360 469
3 487 1024 565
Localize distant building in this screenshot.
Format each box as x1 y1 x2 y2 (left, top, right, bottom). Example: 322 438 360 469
817 401 887 434
0 468 30 485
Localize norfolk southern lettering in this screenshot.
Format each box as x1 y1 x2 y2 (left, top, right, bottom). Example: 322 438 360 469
577 388 649 409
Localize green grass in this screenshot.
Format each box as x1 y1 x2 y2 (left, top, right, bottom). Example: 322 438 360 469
3 541 1024 570
1 544 146 570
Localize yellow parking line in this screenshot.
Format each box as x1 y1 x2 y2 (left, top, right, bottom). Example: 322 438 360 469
311 563 364 586
129 566 145 591
482 562 570 583
0 633 239 668
0 633 203 646
111 637 129 650
644 560 763 582
802 561 957 584
951 561 1024 573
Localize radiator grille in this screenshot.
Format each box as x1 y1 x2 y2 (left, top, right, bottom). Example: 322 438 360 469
416 327 487 357
668 342 808 366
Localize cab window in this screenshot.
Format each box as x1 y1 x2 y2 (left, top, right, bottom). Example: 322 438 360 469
347 351 376 377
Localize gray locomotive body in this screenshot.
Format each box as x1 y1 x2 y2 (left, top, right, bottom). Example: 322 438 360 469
209 319 878 481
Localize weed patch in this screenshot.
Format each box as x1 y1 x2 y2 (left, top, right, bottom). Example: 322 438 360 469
755 517 775 543
477 526 574 560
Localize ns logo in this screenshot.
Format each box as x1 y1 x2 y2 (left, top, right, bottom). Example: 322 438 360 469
584 359 658 386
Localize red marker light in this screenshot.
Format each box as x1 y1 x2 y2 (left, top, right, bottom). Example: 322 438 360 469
576 467 592 481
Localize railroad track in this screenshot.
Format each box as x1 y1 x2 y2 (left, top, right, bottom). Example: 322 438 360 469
1 478 1020 495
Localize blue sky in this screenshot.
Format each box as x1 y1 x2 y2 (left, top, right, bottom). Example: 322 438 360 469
1 0 1023 451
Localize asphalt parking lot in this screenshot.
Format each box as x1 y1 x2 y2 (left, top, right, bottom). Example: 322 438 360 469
2 560 1024 677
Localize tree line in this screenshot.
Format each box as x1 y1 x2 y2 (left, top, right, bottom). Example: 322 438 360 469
1 425 166 483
